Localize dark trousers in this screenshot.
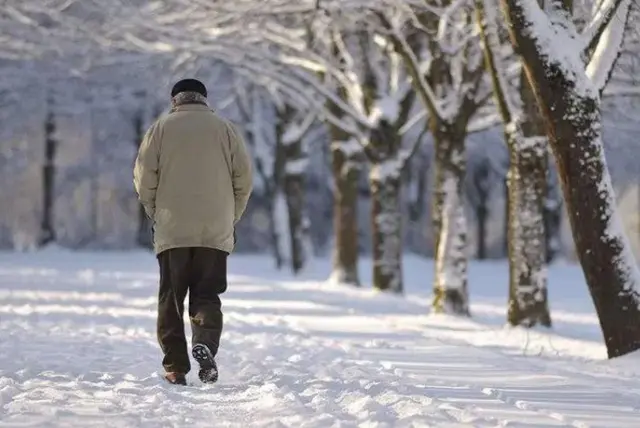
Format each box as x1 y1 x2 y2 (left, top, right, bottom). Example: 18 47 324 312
157 247 228 373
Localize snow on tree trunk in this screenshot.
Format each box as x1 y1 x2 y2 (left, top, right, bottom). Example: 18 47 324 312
432 133 469 315
505 126 551 327
39 99 57 247
328 138 361 286
370 160 403 293
502 0 640 357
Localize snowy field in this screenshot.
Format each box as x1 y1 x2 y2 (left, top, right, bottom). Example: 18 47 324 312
1 250 639 427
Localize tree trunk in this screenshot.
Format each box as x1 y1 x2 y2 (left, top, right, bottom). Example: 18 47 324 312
272 189 290 268
271 121 289 270
39 103 57 247
505 129 551 327
477 205 488 260
276 106 312 274
432 131 469 315
503 174 509 256
476 0 550 326
502 0 640 357
544 163 563 263
505 69 552 327
329 139 361 286
283 138 309 274
473 159 491 260
133 109 153 249
370 164 403 293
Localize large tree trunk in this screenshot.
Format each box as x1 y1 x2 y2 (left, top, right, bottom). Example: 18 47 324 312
502 0 640 357
432 129 469 315
39 102 57 247
370 164 402 293
329 138 361 286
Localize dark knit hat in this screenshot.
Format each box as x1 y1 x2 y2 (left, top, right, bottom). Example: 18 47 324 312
171 79 207 98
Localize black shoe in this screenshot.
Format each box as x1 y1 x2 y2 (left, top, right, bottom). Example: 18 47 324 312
163 372 187 385
192 343 218 383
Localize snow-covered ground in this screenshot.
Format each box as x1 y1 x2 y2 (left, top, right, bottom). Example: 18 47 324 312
1 250 639 427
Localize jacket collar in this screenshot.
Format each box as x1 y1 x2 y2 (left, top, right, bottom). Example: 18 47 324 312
171 104 212 113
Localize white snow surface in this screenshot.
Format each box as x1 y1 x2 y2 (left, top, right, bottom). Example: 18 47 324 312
1 250 640 427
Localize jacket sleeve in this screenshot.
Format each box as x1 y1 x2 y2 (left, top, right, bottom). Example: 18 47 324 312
227 122 253 224
133 121 161 219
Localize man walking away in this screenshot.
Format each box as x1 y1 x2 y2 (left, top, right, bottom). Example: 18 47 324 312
133 78 253 385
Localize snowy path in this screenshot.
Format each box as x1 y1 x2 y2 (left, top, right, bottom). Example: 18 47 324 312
1 252 639 427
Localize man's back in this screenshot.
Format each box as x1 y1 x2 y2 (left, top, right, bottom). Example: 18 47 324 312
134 102 252 255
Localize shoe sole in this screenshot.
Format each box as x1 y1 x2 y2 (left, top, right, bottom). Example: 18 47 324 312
192 343 215 368
192 344 218 383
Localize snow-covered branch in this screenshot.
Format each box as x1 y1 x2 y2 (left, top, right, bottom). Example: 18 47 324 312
581 0 629 61
585 0 632 94
374 10 444 121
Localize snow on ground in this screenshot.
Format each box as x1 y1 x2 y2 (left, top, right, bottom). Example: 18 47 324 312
1 250 639 427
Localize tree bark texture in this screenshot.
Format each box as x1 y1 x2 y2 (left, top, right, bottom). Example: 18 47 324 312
502 0 640 357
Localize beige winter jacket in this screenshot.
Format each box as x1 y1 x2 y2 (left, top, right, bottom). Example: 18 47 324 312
133 104 253 255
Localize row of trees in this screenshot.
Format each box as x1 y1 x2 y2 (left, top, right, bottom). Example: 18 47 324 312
2 0 639 358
